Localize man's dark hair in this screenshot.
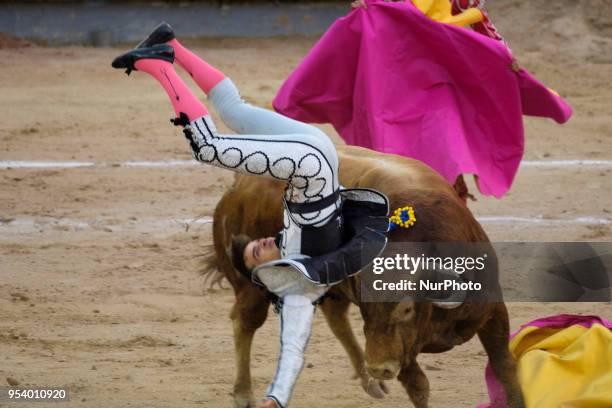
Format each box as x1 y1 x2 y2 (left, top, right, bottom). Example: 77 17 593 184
230 234 253 277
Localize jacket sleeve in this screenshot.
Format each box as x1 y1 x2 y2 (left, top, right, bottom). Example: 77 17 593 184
298 195 390 285
451 0 506 43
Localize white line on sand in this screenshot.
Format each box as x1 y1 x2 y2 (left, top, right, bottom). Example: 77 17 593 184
0 217 213 236
121 160 198 168
477 216 610 226
2 159 612 170
0 161 96 169
0 215 608 236
521 160 612 168
0 160 198 169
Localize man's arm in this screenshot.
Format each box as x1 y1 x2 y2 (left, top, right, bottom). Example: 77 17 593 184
451 0 520 71
451 0 504 41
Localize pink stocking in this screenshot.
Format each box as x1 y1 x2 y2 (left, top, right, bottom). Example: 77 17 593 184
134 59 208 121
168 39 226 95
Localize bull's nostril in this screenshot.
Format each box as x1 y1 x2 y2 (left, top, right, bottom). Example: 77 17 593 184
382 368 393 378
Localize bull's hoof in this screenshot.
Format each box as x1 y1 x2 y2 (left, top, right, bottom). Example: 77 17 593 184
233 393 256 408
361 375 390 399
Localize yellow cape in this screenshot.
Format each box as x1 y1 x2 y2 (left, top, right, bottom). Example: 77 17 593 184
510 323 612 407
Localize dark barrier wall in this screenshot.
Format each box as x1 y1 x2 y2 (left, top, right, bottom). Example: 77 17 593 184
0 1 349 45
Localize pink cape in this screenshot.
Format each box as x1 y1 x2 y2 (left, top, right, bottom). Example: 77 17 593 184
273 0 572 197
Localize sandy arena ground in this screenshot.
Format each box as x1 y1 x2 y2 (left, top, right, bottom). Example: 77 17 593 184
1 1 612 407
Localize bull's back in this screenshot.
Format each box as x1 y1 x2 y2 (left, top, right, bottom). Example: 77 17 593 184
338 145 451 194
338 145 487 243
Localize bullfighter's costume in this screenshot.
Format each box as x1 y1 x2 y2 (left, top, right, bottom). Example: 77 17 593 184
112 23 388 408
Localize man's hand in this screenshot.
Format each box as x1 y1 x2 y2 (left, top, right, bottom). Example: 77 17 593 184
511 57 521 73
257 399 278 408
351 0 368 9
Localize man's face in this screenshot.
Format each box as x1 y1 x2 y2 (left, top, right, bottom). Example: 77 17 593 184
243 237 281 269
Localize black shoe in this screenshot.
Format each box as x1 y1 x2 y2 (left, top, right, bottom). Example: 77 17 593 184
111 44 174 75
136 22 175 49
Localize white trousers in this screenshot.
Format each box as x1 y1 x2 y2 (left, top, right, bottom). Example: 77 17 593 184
191 78 340 228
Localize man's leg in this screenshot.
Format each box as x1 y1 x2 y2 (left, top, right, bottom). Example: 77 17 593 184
114 52 337 202
180 54 342 226
120 37 340 225
133 57 208 123
168 38 226 94
168 38 332 142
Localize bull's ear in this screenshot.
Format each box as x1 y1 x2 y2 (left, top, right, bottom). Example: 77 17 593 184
391 301 415 324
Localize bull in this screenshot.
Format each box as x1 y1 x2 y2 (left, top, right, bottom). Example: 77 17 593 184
203 145 524 408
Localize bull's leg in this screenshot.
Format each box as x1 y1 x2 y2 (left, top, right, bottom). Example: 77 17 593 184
319 295 389 399
477 303 525 408
231 287 270 408
397 359 430 408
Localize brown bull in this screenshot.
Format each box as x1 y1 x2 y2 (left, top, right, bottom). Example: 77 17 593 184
203 145 524 408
